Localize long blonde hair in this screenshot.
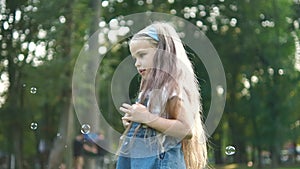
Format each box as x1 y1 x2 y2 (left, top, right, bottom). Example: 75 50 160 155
124 22 207 168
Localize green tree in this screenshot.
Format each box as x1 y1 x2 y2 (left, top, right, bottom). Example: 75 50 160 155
0 0 49 168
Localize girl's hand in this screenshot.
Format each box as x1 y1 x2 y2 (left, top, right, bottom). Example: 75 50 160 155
122 113 131 128
120 103 158 124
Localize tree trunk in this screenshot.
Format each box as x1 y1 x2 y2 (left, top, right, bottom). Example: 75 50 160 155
47 0 74 168
226 69 247 164
257 146 262 169
5 5 24 168
47 99 74 169
12 126 23 169
234 141 246 163
212 131 223 164
80 1 102 168
270 143 280 168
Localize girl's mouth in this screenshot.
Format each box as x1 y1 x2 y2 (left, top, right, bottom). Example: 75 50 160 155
138 69 146 75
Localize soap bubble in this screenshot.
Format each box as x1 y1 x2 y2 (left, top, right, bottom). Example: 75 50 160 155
30 122 38 130
30 87 37 94
81 124 91 134
225 145 236 155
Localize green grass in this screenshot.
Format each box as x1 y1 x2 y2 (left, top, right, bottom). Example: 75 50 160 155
213 163 300 169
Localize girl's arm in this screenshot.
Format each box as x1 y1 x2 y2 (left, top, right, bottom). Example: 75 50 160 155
120 96 194 139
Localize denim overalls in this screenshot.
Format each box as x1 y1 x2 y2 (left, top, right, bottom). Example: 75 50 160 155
116 93 186 169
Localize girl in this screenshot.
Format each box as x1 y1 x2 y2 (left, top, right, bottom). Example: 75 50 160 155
116 22 207 169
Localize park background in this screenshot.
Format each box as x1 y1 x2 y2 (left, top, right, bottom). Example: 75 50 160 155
0 0 300 169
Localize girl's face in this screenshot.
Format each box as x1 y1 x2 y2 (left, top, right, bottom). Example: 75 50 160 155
129 39 157 79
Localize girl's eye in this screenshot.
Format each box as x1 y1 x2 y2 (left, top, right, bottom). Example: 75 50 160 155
139 53 146 58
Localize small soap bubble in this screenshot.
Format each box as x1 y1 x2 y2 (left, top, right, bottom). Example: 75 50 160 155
30 87 37 94
81 124 91 134
30 122 38 130
56 133 62 139
225 145 236 155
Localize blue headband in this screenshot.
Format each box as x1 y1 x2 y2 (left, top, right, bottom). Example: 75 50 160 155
141 26 159 41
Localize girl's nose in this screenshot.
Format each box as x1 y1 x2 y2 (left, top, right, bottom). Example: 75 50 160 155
134 59 140 68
